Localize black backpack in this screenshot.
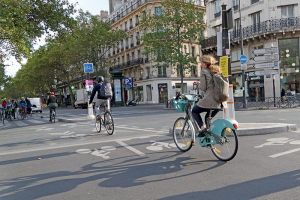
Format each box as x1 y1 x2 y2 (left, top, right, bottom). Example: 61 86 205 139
99 82 112 99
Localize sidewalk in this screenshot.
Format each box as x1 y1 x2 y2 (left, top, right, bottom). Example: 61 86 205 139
169 123 297 136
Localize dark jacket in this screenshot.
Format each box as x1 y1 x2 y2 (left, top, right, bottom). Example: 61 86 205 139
47 96 58 105
281 88 286 97
89 82 104 104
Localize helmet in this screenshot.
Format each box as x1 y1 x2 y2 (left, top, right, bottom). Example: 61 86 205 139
21 97 24 100
97 76 104 83
51 92 54 95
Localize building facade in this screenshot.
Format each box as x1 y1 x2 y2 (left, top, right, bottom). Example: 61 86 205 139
106 0 206 104
202 0 300 100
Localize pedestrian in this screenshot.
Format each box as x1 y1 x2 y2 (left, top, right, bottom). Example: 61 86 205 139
12 99 17 119
25 97 32 115
136 94 139 104
191 55 227 136
281 87 286 102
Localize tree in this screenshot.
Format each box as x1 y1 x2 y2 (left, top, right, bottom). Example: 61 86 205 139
0 0 76 62
139 0 205 93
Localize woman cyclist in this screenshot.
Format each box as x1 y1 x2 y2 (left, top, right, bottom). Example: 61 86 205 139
192 55 227 137
47 92 58 121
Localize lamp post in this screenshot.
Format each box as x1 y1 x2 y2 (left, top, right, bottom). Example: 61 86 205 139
239 0 246 108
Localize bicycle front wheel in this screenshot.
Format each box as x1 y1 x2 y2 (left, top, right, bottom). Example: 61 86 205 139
104 112 114 135
211 128 238 161
173 117 194 152
53 113 55 123
95 118 101 133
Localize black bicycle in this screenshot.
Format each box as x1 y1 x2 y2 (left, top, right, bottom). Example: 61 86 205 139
94 105 114 135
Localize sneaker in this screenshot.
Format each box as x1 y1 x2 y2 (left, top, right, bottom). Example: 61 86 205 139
197 128 207 137
96 115 101 121
108 125 112 130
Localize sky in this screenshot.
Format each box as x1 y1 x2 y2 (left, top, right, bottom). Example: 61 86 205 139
4 0 110 77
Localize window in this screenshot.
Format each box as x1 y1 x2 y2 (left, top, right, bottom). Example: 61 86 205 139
136 32 140 42
122 56 124 63
131 35 134 46
215 0 220 14
129 18 133 28
133 71 136 78
126 38 129 48
234 18 240 37
197 0 203 6
191 66 196 76
281 6 294 18
158 66 167 76
118 57 120 65
125 22 127 31
191 47 195 57
231 50 241 61
155 7 163 17
138 50 141 58
252 12 260 32
135 15 139 25
232 0 238 6
127 54 130 62
147 68 150 76
132 52 134 60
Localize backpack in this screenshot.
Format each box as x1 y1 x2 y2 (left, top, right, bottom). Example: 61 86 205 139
209 72 229 102
99 82 112 99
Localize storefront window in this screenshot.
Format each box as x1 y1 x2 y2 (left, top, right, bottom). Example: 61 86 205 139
175 83 187 95
232 74 249 97
248 73 264 100
158 83 168 103
279 38 300 96
133 86 144 102
146 85 152 101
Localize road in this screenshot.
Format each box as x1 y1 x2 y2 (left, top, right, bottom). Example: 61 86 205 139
1 106 300 199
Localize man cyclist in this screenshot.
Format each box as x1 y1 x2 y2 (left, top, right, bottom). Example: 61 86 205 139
5 99 13 119
25 97 32 115
47 92 58 121
89 76 110 121
19 97 27 118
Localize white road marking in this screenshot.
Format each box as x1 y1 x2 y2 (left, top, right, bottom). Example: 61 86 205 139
0 134 165 156
116 140 145 156
269 148 300 158
76 149 91 154
115 125 164 133
13 121 27 126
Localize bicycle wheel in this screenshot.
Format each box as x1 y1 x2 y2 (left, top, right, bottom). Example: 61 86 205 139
211 128 238 161
95 117 101 133
104 111 114 135
53 112 55 123
173 117 194 152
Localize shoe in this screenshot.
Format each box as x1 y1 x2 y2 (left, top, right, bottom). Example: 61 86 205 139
108 125 112 130
197 128 207 137
96 115 101 121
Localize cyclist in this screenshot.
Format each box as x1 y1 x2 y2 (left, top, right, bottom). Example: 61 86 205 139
47 92 58 121
192 55 227 137
5 99 13 119
25 97 32 115
12 99 17 119
19 97 27 118
89 76 110 121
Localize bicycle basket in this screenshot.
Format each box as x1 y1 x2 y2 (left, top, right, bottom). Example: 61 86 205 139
173 98 188 112
7 108 13 112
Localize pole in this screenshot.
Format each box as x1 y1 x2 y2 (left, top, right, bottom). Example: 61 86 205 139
87 72 94 118
273 75 276 107
222 3 236 122
239 0 246 108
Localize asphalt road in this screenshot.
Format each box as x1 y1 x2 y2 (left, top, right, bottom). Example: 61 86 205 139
1 106 300 199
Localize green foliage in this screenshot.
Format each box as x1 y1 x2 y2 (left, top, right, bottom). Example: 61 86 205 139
139 0 205 91
0 0 77 62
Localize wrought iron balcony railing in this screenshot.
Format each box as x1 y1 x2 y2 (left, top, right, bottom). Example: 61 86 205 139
157 74 167 78
136 40 140 45
201 17 300 49
251 0 259 4
131 43 134 47
214 11 221 18
233 5 239 11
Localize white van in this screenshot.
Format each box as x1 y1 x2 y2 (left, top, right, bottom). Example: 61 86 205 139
28 98 43 113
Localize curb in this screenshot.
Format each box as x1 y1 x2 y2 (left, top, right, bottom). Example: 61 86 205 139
169 123 297 136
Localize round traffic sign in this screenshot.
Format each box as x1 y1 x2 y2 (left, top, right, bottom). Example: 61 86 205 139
240 55 247 63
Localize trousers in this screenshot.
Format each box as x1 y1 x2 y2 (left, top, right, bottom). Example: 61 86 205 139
192 105 220 128
95 99 110 116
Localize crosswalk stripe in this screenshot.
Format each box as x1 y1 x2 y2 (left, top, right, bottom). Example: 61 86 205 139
13 121 27 126
27 119 45 124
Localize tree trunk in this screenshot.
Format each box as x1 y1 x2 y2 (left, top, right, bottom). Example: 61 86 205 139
180 64 184 94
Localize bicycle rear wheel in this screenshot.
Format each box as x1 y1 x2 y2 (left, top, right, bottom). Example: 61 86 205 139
211 128 238 161
104 112 114 135
53 112 55 123
173 117 194 152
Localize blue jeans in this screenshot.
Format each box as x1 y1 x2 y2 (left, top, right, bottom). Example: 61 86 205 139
192 105 220 128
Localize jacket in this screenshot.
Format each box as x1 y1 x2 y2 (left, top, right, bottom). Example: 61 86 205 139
89 82 104 104
197 69 227 109
2 101 6 108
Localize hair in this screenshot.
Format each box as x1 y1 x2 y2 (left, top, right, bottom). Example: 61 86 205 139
201 55 221 74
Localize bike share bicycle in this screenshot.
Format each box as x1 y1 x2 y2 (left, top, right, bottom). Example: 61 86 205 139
94 105 114 135
173 94 238 161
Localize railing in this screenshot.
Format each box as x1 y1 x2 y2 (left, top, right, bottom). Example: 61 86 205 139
131 43 134 47
233 5 239 11
234 97 299 110
145 57 149 63
201 17 300 48
251 0 259 4
136 40 140 45
135 22 139 26
157 74 167 78
214 12 221 18
130 25 133 29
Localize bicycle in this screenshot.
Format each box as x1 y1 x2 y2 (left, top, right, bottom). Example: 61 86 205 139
0 108 4 124
50 109 56 123
94 105 114 135
18 107 26 120
6 108 13 121
27 108 33 118
173 94 239 161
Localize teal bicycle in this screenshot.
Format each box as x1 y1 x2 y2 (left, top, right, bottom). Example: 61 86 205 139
173 94 238 161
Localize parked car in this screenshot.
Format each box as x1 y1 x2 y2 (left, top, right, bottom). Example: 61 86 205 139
28 98 43 113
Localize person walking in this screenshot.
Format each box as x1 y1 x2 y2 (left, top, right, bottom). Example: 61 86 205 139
12 99 17 119
281 87 286 102
192 55 227 136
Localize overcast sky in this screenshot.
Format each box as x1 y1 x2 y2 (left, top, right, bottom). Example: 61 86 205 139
5 0 110 77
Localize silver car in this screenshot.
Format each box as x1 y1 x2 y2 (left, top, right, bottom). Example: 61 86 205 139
28 98 43 113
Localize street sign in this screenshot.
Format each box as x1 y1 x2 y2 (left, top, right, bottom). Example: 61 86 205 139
241 64 247 70
84 63 94 73
254 62 279 68
252 47 278 55
253 54 279 62
85 80 93 91
125 77 132 90
219 56 228 77
64 92 67 95
254 70 279 76
240 55 247 64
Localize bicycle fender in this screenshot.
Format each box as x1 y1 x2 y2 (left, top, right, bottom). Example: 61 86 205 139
209 119 237 137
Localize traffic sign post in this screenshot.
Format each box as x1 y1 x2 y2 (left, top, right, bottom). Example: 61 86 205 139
253 54 279 62
254 62 278 69
254 70 278 76
84 63 94 119
252 47 277 55
240 55 247 63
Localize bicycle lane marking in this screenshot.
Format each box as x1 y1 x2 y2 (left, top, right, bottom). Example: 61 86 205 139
115 140 146 156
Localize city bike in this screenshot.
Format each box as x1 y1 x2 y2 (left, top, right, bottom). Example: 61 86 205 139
18 108 26 120
50 109 56 123
94 105 114 135
6 108 13 121
173 94 239 161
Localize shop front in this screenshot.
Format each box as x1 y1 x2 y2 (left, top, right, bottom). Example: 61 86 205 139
279 38 300 96
133 85 144 102
158 83 168 103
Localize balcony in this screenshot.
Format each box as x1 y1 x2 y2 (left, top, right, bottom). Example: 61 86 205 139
126 45 129 50
233 5 239 11
131 43 134 47
113 51 115 55
145 57 149 63
251 0 259 4
135 22 139 26
201 17 300 49
130 25 133 29
214 11 221 18
157 74 167 78
121 47 124 51
136 40 140 45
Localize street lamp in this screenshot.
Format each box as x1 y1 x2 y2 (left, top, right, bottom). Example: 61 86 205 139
239 0 246 108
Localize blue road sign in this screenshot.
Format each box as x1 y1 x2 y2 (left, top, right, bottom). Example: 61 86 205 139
125 78 132 90
64 92 67 95
84 63 94 73
240 55 247 64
